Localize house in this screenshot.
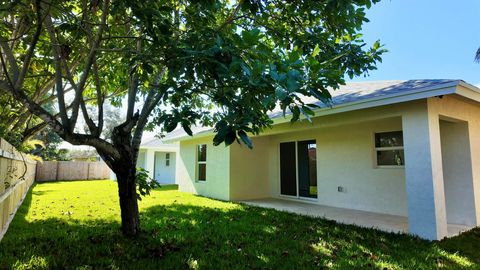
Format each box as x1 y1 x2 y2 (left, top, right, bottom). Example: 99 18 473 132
166 80 480 241
136 136 179 185
68 149 100 162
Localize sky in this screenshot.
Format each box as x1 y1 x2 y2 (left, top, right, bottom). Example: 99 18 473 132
353 0 480 86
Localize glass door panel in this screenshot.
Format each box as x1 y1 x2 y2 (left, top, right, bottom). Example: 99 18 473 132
280 142 297 196
298 140 317 198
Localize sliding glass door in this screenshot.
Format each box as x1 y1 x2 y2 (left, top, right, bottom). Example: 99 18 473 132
280 140 318 199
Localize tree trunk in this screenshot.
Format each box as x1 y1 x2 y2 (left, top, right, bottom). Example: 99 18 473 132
115 165 140 237
94 118 143 237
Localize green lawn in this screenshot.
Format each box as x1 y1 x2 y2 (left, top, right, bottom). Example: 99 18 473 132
0 180 479 270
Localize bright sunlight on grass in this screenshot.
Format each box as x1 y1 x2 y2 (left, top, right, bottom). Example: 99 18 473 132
0 180 479 269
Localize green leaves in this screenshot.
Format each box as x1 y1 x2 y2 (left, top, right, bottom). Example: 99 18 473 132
238 131 253 149
212 120 254 149
286 69 301 92
241 28 261 46
135 167 160 201
134 0 383 151
312 44 321 58
181 122 193 136
164 120 178 133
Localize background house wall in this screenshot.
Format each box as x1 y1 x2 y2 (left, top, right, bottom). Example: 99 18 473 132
177 136 231 201
136 144 178 185
154 152 176 184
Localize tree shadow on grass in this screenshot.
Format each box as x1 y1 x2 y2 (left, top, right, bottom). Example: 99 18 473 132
0 191 479 270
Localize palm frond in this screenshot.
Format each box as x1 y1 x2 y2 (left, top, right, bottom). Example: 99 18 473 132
475 47 480 63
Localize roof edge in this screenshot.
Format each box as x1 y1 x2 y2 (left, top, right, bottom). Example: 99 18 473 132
165 80 471 143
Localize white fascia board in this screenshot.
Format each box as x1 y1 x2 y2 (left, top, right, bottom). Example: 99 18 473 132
458 80 480 93
163 130 214 144
455 83 480 102
139 145 180 152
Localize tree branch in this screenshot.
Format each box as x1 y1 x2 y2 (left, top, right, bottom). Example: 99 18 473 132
44 6 69 129
69 0 110 130
0 38 19 82
22 122 48 142
14 0 43 89
126 37 141 121
218 0 244 31
0 79 121 160
93 60 104 134
80 97 99 135
132 69 168 149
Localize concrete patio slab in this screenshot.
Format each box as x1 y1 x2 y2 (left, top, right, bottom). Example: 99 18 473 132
240 198 472 238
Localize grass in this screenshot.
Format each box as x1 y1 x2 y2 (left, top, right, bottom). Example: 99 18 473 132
0 180 479 270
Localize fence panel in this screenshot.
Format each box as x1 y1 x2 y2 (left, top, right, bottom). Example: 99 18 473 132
36 161 111 182
0 138 36 240
34 161 57 182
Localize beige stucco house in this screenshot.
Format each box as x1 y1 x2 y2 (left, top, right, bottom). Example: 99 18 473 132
167 80 480 241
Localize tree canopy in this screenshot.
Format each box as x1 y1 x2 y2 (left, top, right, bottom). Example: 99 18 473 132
0 0 385 236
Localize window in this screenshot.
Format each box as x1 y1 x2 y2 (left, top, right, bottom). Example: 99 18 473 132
374 131 404 166
165 153 170 166
196 144 207 181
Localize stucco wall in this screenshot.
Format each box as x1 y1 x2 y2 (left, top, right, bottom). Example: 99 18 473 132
177 136 231 201
439 120 476 225
229 136 270 200
266 117 407 216
428 94 480 226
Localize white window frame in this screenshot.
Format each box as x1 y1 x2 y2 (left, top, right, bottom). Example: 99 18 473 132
196 144 207 181
373 131 405 169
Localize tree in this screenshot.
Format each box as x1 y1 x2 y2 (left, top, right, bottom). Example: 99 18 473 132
84 103 124 141
0 88 51 146
0 0 385 236
27 127 70 161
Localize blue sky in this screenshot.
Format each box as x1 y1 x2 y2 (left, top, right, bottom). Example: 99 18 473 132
354 0 480 85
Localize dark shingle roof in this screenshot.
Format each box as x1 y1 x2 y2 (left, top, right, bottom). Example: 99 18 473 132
269 79 460 118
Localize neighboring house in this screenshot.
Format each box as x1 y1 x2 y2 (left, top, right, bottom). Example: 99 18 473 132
167 79 480 241
136 136 179 185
